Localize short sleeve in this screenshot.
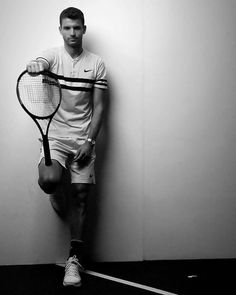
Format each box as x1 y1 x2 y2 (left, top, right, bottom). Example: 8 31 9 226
94 58 108 89
36 48 57 70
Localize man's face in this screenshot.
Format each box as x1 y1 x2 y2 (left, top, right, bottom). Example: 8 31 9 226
59 18 86 48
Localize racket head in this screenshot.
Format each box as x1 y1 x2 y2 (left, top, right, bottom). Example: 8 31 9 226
16 70 62 119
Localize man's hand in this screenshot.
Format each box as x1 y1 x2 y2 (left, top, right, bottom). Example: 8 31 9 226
74 141 93 162
26 60 46 74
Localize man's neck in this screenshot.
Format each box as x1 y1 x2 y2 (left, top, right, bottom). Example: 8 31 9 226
64 44 83 59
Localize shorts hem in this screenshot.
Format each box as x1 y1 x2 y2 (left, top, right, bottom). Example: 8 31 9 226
38 156 67 170
71 179 96 185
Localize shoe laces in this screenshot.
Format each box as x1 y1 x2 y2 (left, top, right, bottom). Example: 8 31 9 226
65 255 84 277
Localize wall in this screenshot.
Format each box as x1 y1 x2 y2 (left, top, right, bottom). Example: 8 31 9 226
0 0 236 265
143 0 236 259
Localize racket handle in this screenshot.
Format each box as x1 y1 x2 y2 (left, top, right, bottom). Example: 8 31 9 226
42 135 52 166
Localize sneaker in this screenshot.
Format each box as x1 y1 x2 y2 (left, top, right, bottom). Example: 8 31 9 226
63 255 84 287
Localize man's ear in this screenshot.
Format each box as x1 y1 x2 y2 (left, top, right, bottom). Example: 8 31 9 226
59 26 62 35
83 25 87 34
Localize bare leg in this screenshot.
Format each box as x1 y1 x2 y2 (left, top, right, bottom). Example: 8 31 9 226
49 169 71 217
69 183 91 240
67 183 91 261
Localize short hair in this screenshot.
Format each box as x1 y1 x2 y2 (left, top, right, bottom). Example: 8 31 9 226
59 7 85 26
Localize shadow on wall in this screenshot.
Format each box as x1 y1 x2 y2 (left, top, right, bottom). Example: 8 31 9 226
84 84 111 261
83 31 112 261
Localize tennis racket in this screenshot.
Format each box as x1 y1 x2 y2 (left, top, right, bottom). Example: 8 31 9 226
16 70 62 166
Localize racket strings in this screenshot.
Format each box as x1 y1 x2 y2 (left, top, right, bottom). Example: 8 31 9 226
18 73 61 117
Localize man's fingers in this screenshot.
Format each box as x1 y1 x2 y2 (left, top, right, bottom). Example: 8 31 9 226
74 150 82 161
26 60 44 73
75 152 89 162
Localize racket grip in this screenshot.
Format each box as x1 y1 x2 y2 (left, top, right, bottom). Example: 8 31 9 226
42 135 52 166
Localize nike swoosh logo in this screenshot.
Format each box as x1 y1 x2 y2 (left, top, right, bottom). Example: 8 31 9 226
84 69 93 72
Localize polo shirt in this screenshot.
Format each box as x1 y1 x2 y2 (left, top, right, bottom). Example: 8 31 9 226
36 46 108 140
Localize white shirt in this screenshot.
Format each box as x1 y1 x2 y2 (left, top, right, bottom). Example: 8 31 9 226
37 47 108 140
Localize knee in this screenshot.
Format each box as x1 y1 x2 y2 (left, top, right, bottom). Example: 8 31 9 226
38 173 61 194
71 184 90 208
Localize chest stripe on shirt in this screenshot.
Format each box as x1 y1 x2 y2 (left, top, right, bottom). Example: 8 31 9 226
52 74 95 92
46 73 107 91
61 84 93 92
54 74 95 84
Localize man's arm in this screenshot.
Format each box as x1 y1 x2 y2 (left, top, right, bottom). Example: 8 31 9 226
75 87 106 161
88 87 106 141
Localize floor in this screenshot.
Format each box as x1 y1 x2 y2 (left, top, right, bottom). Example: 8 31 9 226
0 259 235 295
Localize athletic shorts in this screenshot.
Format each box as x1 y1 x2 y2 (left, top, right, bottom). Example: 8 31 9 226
38 137 96 184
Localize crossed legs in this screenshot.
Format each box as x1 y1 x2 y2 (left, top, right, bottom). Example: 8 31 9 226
38 158 91 243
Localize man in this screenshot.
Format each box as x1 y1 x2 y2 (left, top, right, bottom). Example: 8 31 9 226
26 7 108 287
